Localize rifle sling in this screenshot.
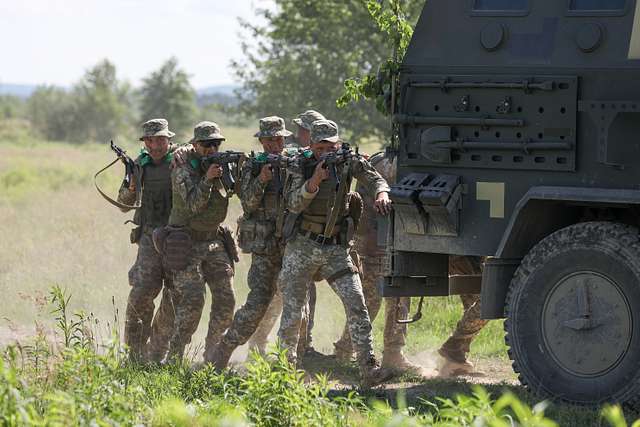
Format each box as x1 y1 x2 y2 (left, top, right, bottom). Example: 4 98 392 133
94 158 142 210
323 161 351 239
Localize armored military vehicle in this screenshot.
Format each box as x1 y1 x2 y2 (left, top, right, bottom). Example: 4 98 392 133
381 0 640 407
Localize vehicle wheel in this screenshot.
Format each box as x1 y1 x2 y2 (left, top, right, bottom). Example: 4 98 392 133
505 221 640 407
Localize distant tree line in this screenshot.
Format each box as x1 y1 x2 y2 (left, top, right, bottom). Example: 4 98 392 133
0 57 242 143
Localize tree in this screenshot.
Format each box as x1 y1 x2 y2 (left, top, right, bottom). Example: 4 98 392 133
232 0 423 143
138 57 197 138
70 59 133 142
26 86 75 141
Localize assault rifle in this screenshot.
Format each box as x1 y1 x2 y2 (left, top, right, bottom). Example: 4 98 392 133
317 143 361 190
94 140 142 210
252 152 297 194
201 151 246 195
110 141 138 189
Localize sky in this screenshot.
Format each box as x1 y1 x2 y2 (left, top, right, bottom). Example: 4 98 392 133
0 0 271 88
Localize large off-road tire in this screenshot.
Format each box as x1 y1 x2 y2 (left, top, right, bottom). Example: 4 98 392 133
505 221 640 407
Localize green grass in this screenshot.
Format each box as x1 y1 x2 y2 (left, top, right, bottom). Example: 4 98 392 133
1 288 637 426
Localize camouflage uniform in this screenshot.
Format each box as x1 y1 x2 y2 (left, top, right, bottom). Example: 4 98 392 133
210 117 306 368
333 153 412 364
277 120 392 384
280 110 326 353
119 118 176 362
166 122 236 361
438 256 487 365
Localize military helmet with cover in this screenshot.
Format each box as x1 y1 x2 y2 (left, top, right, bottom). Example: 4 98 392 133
310 119 340 143
139 118 175 141
292 110 325 130
254 116 293 138
191 121 226 143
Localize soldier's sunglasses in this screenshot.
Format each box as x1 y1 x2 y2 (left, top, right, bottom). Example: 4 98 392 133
200 140 222 148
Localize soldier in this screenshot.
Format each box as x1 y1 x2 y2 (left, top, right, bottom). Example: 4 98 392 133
118 118 178 363
209 117 304 367
332 152 422 375
165 121 236 362
276 120 394 387
249 109 326 356
438 257 488 377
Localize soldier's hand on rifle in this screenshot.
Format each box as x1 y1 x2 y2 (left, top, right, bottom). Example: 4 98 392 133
206 164 223 181
374 192 392 215
306 160 329 193
127 176 136 193
258 164 273 183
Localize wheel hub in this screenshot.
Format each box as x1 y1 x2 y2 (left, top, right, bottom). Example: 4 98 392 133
542 271 632 377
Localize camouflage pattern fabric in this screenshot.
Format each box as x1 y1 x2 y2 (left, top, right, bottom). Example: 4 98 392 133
254 116 293 138
123 233 172 361
277 235 373 365
222 251 283 348
139 118 175 141
438 256 488 363
166 239 235 361
292 110 325 130
190 121 226 142
147 285 175 362
247 286 283 353
310 119 340 143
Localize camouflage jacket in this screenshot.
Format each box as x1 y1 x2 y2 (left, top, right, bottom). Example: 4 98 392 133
286 155 390 217
168 151 229 232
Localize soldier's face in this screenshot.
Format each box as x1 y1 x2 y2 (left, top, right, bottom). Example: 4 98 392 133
195 141 220 156
143 136 170 161
259 136 284 154
310 141 339 160
297 127 311 147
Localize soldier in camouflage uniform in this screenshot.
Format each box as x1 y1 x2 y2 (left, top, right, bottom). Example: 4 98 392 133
118 118 178 362
165 122 236 362
276 120 394 387
438 257 488 377
209 117 303 368
333 152 422 375
249 110 326 356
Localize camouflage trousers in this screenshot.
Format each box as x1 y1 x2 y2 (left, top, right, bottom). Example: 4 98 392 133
247 285 283 353
277 234 373 365
438 256 488 363
166 238 235 361
124 233 173 361
237 250 310 356
334 256 409 356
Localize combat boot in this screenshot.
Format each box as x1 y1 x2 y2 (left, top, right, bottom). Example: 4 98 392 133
206 340 235 371
359 356 395 389
382 350 426 377
437 348 477 377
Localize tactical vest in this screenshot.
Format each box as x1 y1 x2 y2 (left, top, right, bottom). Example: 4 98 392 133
133 155 172 231
169 160 229 232
301 161 351 235
249 158 282 221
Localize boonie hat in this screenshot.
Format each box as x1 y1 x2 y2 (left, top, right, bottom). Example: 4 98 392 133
139 118 175 141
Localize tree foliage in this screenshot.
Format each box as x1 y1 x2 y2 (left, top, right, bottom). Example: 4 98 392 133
232 0 423 143
138 57 197 138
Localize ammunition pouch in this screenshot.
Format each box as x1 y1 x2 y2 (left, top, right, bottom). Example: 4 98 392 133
130 226 143 244
236 216 278 254
153 226 192 272
219 225 240 266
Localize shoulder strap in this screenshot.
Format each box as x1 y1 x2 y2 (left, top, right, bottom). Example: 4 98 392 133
323 161 352 238
94 158 142 210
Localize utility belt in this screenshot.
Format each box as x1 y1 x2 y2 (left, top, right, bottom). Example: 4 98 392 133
301 230 344 246
299 220 342 236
